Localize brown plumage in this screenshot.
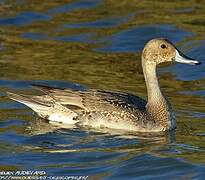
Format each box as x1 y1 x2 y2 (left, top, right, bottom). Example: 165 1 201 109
7 38 201 132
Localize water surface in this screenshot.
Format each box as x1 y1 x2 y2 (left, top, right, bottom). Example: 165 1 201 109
0 0 205 179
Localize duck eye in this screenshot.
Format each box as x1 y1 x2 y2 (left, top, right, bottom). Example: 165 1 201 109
161 44 167 49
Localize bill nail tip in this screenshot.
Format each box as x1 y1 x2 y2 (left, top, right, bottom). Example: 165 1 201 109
195 61 201 65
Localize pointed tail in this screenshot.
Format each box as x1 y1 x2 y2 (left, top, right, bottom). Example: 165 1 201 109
7 92 52 117
7 92 78 124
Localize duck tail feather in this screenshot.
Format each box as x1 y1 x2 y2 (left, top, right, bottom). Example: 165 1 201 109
31 84 64 94
7 92 51 115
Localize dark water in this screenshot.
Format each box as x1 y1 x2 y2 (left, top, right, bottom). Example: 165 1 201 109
0 0 205 179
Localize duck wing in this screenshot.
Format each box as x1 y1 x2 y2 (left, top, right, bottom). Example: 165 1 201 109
8 84 149 129
31 84 147 113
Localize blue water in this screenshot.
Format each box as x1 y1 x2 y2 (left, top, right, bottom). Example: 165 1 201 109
0 0 204 179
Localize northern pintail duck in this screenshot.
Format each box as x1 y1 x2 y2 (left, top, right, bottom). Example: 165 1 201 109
7 38 201 132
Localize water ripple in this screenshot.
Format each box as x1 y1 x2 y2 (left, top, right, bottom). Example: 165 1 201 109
47 0 102 15
63 13 135 29
0 12 50 26
96 24 193 52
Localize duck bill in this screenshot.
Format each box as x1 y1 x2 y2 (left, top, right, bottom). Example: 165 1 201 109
175 50 201 65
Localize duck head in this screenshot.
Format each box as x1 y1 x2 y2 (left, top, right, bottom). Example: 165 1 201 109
142 38 201 66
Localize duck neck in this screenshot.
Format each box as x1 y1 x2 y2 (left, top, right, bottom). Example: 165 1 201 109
142 62 162 103
142 59 174 130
